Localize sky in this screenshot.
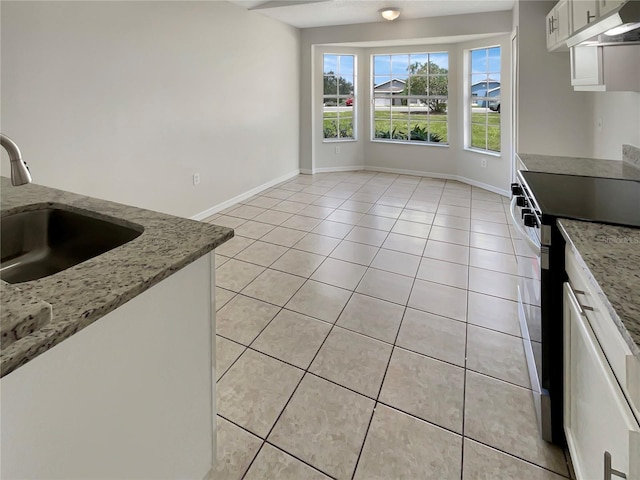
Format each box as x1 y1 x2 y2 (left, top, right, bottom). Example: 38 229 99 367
373 52 449 80
324 47 500 87
471 46 501 83
323 54 353 76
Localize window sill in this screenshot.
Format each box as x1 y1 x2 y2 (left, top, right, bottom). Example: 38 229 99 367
323 138 358 143
464 147 502 157
370 139 449 148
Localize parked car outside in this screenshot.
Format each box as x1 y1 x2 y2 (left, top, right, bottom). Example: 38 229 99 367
345 97 353 106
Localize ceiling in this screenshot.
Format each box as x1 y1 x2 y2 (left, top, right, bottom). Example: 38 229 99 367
228 0 515 29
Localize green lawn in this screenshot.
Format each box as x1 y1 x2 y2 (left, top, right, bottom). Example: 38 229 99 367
323 110 500 151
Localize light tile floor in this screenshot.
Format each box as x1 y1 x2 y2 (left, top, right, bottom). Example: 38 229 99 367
209 171 570 480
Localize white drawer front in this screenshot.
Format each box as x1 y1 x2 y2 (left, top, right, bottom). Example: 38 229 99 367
564 283 640 480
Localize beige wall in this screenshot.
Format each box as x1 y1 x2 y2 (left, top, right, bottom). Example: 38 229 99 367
590 92 640 160
1 1 300 218
515 0 594 157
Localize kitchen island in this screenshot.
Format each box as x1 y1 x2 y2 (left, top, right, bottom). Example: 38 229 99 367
0 177 233 479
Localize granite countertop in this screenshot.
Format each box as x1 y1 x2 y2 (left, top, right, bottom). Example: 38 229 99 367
518 151 640 180
558 219 640 356
0 178 233 377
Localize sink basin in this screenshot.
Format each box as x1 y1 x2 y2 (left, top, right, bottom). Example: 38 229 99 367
1 207 143 284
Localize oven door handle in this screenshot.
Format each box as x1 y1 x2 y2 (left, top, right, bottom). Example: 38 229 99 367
509 196 541 257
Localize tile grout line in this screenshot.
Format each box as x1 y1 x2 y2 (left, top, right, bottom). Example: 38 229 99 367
220 413 338 480
237 266 362 479
459 186 475 479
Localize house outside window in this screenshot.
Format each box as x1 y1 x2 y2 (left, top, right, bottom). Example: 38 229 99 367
469 46 501 153
323 54 355 140
372 52 448 145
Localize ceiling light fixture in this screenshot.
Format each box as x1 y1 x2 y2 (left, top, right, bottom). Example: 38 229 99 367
379 7 401 21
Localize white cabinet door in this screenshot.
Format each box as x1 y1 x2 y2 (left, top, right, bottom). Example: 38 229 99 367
573 0 598 32
556 0 571 43
564 283 640 480
599 0 626 16
571 46 603 86
547 0 571 52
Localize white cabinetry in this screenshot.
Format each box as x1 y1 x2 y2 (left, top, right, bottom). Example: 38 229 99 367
570 45 603 86
564 245 640 480
546 0 572 51
572 0 599 32
0 254 216 480
570 44 640 91
564 284 640 480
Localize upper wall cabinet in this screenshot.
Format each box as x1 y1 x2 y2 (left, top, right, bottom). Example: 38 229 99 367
570 44 640 91
546 0 640 91
572 0 599 33
546 0 633 52
546 0 571 52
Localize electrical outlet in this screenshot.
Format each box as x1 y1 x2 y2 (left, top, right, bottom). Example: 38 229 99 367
335 146 341 154
193 173 200 186
481 159 487 168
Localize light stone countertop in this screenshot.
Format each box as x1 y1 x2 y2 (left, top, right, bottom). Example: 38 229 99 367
558 219 640 356
518 152 640 180
0 177 233 377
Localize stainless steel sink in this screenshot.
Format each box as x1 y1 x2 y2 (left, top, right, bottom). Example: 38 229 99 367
1 207 143 284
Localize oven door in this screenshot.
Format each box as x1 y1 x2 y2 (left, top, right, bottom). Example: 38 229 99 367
509 196 551 440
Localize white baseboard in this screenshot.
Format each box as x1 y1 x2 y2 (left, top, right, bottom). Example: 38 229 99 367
363 166 509 197
313 165 366 173
457 175 510 197
300 169 314 175
190 169 300 221
364 165 451 179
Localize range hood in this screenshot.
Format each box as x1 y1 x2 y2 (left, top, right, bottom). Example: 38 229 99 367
567 1 640 47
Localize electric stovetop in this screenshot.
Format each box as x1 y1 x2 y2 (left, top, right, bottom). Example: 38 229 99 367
520 171 640 228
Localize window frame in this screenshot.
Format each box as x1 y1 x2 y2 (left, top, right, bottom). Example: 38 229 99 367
370 51 450 147
322 53 357 142
466 45 502 156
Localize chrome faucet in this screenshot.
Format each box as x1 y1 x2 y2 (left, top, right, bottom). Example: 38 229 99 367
1 134 32 186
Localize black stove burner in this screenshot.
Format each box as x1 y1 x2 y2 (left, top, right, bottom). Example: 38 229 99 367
520 171 640 227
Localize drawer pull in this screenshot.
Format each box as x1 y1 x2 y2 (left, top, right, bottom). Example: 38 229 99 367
604 451 627 479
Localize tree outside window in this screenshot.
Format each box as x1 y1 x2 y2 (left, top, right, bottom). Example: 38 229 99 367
372 52 449 145
323 54 355 140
